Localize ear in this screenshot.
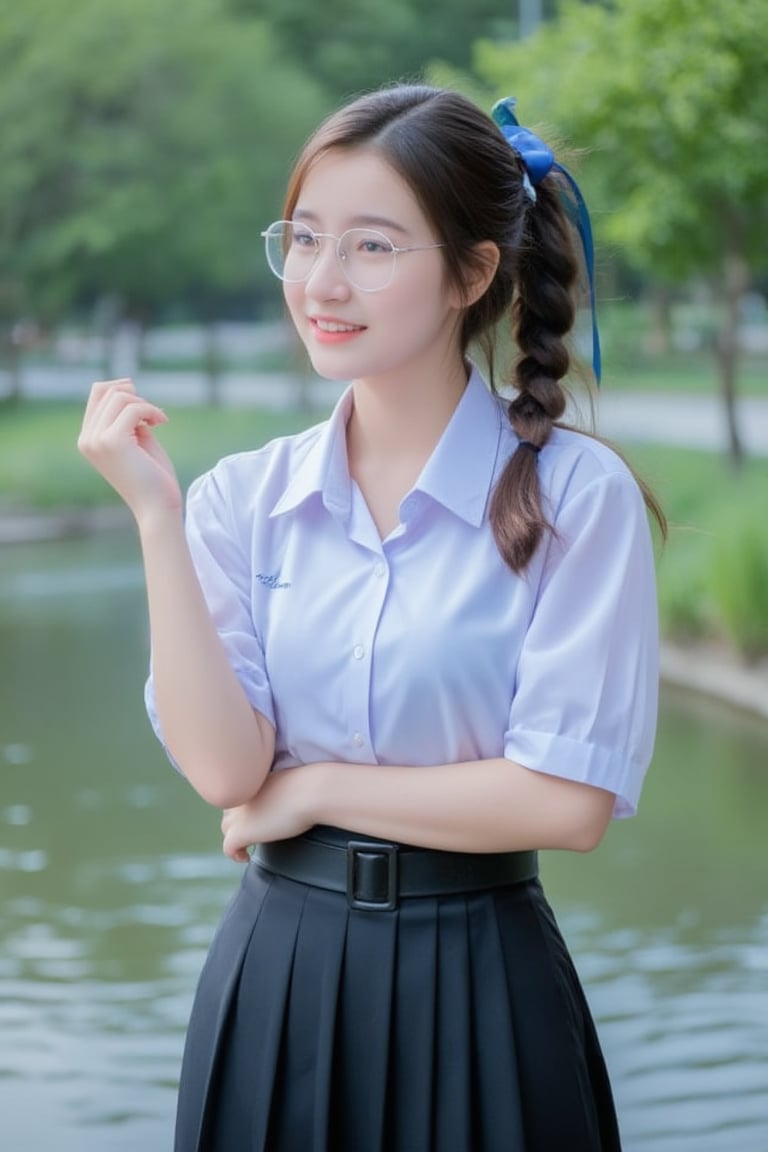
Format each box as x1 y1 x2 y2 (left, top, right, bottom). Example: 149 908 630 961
452 241 500 309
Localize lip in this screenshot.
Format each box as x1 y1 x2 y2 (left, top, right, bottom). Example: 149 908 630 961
308 315 367 343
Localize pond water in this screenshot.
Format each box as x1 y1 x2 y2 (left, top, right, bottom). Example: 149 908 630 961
1 534 766 1151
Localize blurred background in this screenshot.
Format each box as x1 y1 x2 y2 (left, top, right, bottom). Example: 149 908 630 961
1 1 767 1149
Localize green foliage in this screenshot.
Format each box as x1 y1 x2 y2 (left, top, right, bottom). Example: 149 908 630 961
657 553 711 643
471 0 768 464
626 444 768 654
234 0 524 100
0 0 328 321
474 0 768 282
710 514 768 658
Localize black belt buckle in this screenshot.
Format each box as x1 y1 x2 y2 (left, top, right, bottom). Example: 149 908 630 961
347 841 399 911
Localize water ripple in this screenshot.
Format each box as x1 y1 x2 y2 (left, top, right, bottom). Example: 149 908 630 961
564 913 768 1151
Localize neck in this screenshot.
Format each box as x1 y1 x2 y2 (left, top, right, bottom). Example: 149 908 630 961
347 356 469 465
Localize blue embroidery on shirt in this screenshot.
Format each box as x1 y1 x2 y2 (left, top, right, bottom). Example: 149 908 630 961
255 572 291 590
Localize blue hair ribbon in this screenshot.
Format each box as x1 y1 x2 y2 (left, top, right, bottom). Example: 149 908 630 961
492 97 601 386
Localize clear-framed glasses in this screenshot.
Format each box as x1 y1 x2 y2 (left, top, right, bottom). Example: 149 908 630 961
261 220 446 293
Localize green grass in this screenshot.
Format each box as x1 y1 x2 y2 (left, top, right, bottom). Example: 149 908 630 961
625 444 768 656
2 399 767 656
605 352 768 395
711 518 768 657
0 400 323 511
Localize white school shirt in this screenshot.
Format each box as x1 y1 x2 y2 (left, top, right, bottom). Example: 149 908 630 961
145 367 659 818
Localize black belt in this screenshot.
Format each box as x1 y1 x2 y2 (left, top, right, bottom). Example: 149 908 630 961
253 827 538 912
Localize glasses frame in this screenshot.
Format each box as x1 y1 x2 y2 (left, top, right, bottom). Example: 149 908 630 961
261 220 446 293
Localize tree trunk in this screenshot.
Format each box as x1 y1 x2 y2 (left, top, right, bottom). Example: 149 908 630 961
110 317 144 379
0 328 22 405
8 334 21 403
0 281 23 404
204 320 222 408
715 225 748 470
135 314 148 372
95 294 124 378
648 284 672 355
518 0 543 39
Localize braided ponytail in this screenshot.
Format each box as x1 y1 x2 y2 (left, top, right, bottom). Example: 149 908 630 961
490 180 578 572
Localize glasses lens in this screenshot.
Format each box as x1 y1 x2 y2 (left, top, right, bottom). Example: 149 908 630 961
264 222 318 282
263 223 397 289
340 229 396 291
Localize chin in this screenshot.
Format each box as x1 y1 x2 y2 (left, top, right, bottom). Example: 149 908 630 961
307 357 356 383
305 347 366 382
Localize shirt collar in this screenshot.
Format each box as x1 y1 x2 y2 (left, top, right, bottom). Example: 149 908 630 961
269 365 504 527
410 365 504 527
269 386 355 520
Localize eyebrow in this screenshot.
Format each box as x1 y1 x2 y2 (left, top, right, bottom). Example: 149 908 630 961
292 209 410 236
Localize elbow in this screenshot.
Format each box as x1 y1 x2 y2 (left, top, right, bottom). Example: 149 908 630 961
162 709 274 809
566 820 607 854
194 778 257 810
169 748 266 810
546 782 614 853
563 788 615 853
193 778 247 806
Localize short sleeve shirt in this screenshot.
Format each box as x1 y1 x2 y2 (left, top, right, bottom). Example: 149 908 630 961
145 367 659 817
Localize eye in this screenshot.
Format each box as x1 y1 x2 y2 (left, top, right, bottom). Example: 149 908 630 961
356 234 394 256
292 226 317 249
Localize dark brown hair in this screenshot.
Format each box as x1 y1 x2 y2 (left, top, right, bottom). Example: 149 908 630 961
283 85 665 571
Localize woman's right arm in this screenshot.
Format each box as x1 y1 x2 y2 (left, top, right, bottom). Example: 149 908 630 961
78 379 274 808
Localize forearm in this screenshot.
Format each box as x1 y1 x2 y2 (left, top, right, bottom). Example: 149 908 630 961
139 510 274 808
308 757 615 853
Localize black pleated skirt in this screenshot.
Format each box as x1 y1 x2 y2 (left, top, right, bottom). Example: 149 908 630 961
175 834 622 1152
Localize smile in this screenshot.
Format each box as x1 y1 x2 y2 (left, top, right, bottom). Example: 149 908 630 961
312 319 365 333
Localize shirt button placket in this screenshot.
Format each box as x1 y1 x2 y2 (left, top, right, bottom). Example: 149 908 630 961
350 640 368 752
347 556 387 756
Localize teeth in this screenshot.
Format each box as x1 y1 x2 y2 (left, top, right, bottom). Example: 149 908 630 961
314 319 361 333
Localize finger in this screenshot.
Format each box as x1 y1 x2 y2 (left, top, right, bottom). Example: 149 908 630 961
89 389 166 437
92 384 158 421
82 382 166 442
222 831 250 863
78 397 167 459
134 409 169 434
80 396 164 447
80 383 144 440
82 378 136 420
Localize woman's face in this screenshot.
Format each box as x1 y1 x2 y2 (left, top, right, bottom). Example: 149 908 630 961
282 148 464 387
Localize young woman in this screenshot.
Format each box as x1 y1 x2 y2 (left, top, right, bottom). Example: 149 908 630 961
79 84 662 1151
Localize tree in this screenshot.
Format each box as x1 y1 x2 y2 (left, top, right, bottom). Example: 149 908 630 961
474 0 768 466
0 0 327 393
232 0 537 100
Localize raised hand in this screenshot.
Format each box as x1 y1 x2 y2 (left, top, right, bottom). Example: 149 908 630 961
77 378 181 524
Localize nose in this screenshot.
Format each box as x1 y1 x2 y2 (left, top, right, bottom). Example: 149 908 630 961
303 237 350 299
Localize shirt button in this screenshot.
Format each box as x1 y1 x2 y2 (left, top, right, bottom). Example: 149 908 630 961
353 644 365 660
352 732 365 748
374 561 386 578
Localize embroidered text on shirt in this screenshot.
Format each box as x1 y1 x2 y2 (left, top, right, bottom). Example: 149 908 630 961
255 572 292 590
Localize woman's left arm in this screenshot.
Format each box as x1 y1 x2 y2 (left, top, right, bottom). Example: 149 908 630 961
220 756 615 861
